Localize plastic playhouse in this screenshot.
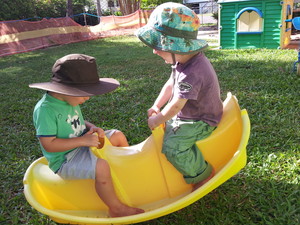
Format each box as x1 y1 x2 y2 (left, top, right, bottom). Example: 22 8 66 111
218 0 294 49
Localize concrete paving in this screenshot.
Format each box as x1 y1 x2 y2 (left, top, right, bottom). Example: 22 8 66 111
198 30 218 40
197 14 218 40
197 13 217 25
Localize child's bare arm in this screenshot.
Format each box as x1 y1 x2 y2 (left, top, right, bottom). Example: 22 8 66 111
148 97 187 129
148 76 173 116
39 134 99 153
39 120 106 152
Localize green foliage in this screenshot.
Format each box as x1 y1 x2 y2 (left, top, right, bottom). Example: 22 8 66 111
114 11 123 16
140 0 182 9
0 0 36 20
102 9 123 16
212 12 218 20
35 0 67 18
0 36 299 224
0 0 95 21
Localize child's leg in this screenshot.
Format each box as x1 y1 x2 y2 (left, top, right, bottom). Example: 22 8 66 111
95 158 144 217
163 120 215 188
109 130 129 147
192 168 215 191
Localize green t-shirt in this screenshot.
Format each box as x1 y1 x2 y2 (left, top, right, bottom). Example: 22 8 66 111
33 93 86 172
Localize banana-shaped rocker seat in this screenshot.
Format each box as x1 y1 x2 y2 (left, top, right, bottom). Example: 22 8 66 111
23 92 251 224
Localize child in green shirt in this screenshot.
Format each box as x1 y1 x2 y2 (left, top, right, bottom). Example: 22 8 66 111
30 54 144 217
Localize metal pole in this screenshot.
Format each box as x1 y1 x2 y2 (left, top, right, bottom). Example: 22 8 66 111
84 13 87 26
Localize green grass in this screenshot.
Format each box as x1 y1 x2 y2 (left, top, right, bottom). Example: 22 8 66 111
0 35 299 225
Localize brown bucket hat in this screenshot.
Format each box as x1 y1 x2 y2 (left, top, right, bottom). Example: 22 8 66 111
29 54 120 96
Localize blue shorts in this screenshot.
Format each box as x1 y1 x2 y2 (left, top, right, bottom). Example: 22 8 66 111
56 129 116 179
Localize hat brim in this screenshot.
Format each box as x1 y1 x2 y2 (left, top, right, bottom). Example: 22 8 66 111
29 78 120 97
136 25 208 55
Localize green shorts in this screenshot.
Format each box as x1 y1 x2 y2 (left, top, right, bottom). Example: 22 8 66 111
162 118 215 184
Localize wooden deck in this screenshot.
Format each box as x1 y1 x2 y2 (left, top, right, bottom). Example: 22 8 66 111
284 34 300 49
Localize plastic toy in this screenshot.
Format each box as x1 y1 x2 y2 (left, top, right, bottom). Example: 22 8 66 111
286 17 300 74
218 0 294 49
23 92 250 225
288 17 300 30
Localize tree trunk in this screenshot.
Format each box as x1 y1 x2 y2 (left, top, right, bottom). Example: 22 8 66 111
118 0 141 15
95 0 102 22
66 0 73 17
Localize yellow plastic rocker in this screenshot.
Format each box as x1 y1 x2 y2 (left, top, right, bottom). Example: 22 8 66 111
23 92 251 225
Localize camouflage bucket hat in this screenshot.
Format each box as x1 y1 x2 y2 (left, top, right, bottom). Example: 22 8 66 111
136 2 207 54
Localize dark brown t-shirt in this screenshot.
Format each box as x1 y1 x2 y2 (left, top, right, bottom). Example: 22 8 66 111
174 53 223 126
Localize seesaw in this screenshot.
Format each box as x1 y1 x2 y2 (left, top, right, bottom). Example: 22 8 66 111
23 92 250 225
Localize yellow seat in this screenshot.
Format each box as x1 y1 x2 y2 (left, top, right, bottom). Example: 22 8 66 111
23 92 250 225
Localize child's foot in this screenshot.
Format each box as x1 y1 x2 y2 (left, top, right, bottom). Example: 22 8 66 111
192 168 215 191
109 204 145 217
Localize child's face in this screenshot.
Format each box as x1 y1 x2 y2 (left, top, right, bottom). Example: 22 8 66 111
63 95 90 106
50 92 90 106
153 49 173 64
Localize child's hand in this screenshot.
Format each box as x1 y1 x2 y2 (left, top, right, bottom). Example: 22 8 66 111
147 106 160 117
81 132 101 147
82 126 105 147
148 115 159 130
87 126 105 138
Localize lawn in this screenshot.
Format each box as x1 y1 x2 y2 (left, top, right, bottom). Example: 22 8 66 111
0 35 299 225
